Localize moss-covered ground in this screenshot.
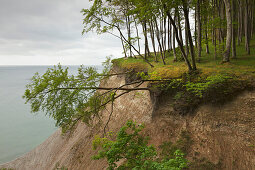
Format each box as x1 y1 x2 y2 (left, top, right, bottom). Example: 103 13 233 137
112 37 255 80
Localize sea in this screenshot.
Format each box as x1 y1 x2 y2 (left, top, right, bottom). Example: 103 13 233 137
0 65 102 164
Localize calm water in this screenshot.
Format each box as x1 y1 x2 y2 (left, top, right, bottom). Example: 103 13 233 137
0 65 101 164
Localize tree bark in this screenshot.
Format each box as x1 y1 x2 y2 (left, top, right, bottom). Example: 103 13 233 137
185 19 189 58
166 8 193 71
149 21 158 62
205 19 210 54
134 17 141 54
223 0 232 62
154 18 166 64
197 0 202 62
232 0 237 58
177 11 184 46
245 0 250 54
173 18 177 61
182 0 197 70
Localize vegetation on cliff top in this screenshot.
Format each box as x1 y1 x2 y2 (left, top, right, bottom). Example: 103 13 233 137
23 0 255 133
82 0 255 72
21 0 255 169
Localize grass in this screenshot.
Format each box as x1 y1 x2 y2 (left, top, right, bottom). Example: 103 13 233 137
112 36 255 79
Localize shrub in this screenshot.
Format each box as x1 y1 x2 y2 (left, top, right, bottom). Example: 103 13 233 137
92 120 187 170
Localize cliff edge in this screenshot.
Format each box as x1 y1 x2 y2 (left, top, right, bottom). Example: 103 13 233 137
1 66 255 170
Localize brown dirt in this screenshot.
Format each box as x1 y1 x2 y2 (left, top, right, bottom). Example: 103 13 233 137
1 67 255 170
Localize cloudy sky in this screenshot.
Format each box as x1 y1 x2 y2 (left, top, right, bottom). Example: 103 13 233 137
0 0 123 65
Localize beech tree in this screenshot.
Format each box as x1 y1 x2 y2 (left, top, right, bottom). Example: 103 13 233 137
22 0 255 134
82 0 255 67
223 0 232 62
23 62 151 132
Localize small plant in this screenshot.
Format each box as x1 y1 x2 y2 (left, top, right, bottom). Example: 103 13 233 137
92 120 187 170
53 162 68 170
184 74 232 98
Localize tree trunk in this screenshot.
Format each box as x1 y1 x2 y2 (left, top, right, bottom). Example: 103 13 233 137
168 18 172 51
232 0 237 58
142 21 151 59
120 32 127 58
125 15 132 57
134 17 141 54
223 0 232 62
177 11 184 46
149 21 158 62
195 8 198 48
245 0 250 54
166 8 193 71
213 0 217 59
154 18 166 65
205 19 210 54
185 19 189 58
173 19 177 61
238 0 243 45
197 0 202 62
182 0 197 70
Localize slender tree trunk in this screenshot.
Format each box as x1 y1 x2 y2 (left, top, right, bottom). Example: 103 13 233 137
164 17 167 58
173 17 177 61
214 29 217 59
120 32 127 58
197 0 202 62
169 20 172 51
182 0 197 70
166 8 193 71
250 0 254 37
195 8 198 48
245 0 250 54
125 15 132 57
185 19 189 58
177 11 184 45
154 18 166 64
134 17 141 54
115 25 154 67
232 0 237 58
149 21 158 62
205 18 210 54
168 18 172 51
213 0 217 59
238 0 243 45
223 0 232 62
142 21 151 59
219 0 225 51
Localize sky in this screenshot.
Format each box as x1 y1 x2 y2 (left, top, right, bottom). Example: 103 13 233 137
0 0 123 65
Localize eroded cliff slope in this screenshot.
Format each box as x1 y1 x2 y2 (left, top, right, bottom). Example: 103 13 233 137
1 67 255 170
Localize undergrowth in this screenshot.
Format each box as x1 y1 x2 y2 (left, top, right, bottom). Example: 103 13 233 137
92 120 188 170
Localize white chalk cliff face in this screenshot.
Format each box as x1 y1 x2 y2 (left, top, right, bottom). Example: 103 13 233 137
1 67 255 170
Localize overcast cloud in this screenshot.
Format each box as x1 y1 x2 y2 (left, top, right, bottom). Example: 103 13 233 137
0 0 123 65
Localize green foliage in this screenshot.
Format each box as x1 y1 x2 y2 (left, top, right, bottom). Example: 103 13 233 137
173 92 184 100
159 131 192 159
53 162 68 170
92 120 188 170
184 74 232 98
137 71 161 80
23 60 112 132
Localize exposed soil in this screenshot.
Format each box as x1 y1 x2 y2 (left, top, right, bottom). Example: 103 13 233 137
1 67 255 170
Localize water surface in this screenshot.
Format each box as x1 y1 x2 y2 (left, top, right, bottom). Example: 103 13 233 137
0 65 100 164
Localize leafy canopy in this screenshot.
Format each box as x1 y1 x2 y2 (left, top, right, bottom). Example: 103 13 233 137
23 60 111 132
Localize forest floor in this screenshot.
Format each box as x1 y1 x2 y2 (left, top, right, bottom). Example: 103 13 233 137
112 37 255 80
